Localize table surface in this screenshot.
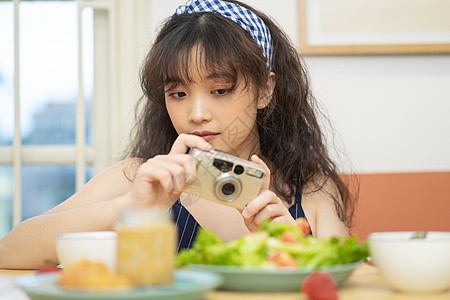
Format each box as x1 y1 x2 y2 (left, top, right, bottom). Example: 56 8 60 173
1 263 449 300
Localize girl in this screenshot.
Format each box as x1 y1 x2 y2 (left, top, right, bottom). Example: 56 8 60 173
0 0 355 269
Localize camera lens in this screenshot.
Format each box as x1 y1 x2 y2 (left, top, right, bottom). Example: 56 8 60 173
221 183 235 196
214 173 242 202
234 165 244 175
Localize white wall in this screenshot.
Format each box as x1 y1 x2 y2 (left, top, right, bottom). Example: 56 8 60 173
307 55 450 173
131 0 450 174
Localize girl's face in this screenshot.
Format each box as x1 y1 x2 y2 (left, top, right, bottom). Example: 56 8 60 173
164 66 262 158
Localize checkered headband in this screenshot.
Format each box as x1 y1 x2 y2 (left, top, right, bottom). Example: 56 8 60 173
173 0 273 70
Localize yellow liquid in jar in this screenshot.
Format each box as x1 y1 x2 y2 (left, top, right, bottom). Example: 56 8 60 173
117 223 176 286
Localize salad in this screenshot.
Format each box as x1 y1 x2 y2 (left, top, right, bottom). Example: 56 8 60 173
176 219 369 270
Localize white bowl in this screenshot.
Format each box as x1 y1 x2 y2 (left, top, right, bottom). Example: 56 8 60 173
55 231 117 272
368 231 450 293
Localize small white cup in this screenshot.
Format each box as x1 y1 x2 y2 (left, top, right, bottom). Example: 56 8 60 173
55 231 117 272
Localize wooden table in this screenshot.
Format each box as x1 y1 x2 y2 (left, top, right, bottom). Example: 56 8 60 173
1 264 449 299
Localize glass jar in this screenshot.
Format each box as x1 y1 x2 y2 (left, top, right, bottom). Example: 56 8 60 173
115 207 177 286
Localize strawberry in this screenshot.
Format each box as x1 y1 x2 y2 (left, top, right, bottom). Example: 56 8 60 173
295 218 311 236
301 271 339 300
37 260 61 274
37 264 61 273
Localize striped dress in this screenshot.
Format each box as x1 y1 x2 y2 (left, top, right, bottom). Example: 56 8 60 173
170 187 306 252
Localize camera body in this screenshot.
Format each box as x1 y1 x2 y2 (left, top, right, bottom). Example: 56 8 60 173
183 148 266 210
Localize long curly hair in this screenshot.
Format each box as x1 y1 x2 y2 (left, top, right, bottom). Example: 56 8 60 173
125 1 356 226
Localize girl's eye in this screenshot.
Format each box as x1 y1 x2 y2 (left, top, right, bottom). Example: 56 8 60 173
168 91 186 98
213 89 228 95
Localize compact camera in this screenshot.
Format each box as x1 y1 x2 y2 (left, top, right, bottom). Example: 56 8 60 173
182 148 266 210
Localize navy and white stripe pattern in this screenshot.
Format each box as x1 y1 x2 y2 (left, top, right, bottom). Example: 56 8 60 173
173 0 273 70
169 199 200 252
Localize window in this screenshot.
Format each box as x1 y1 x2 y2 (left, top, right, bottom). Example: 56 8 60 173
1 0 152 239
0 0 114 238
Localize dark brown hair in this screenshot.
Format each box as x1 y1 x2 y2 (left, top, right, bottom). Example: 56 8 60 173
126 1 356 226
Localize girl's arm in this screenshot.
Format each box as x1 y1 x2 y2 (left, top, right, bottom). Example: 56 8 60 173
0 134 212 270
0 161 133 269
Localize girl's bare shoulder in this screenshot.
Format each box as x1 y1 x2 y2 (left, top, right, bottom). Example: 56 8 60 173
101 157 142 179
86 157 144 191
301 177 349 238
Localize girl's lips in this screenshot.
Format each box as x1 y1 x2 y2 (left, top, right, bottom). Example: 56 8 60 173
192 131 220 142
200 134 219 142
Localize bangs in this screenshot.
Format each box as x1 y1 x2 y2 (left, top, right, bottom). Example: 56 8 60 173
163 45 241 91
150 13 267 92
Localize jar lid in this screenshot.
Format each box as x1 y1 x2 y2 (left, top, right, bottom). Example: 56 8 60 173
116 206 172 228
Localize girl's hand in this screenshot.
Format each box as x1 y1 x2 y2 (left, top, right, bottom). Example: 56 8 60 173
241 155 295 232
128 134 212 207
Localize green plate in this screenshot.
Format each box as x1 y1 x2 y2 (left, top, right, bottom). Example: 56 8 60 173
187 261 362 292
15 269 222 300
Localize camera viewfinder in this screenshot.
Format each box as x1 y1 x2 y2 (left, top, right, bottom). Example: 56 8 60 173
234 165 244 175
213 159 233 173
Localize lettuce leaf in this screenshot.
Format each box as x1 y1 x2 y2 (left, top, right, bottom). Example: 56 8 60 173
176 220 369 269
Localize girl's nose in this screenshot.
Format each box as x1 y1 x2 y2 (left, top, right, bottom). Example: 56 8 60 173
188 95 212 123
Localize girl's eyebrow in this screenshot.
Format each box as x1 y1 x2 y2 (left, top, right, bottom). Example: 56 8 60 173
164 78 183 86
205 71 239 91
164 82 184 93
205 72 233 82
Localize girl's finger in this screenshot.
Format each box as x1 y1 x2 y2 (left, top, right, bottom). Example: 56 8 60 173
242 190 278 219
153 154 197 186
251 203 286 226
145 156 196 193
169 133 212 154
244 218 259 233
243 200 295 231
250 154 271 192
130 164 174 206
136 161 178 192
271 215 296 225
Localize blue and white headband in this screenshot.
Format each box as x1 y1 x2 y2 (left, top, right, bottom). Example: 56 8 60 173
173 0 273 70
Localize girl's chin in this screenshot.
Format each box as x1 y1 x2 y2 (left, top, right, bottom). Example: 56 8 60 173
205 140 256 158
